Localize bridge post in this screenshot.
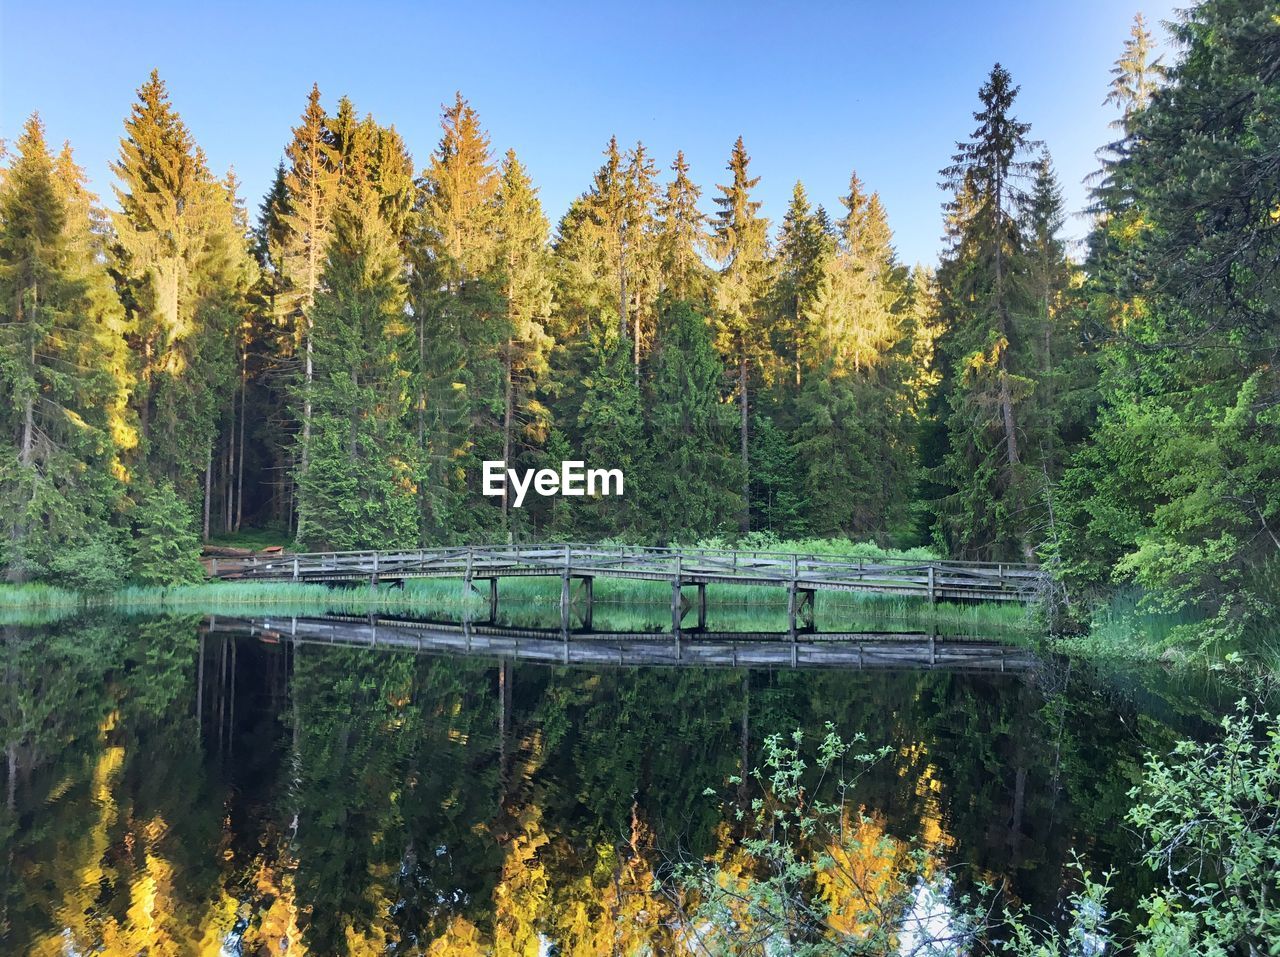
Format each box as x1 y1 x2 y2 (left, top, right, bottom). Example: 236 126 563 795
788 554 799 641
580 576 594 630
696 582 707 630
561 569 571 635
370 551 379 591
561 545 572 635
463 549 474 615
489 577 499 623
928 564 935 605
672 555 683 635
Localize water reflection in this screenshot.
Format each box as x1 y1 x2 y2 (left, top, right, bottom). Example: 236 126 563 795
1 611 1228 955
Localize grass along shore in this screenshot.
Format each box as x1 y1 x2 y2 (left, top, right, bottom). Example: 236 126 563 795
0 576 1036 636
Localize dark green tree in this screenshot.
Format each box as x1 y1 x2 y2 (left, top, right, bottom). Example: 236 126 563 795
645 301 742 542
295 189 417 550
0 117 129 585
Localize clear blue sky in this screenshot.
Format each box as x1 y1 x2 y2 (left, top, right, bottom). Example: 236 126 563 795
1 0 1181 266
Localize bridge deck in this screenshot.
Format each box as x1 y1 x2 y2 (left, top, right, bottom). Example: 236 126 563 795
204 614 1038 673
207 543 1046 605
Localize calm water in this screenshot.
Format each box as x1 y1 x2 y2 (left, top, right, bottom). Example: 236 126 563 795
1 609 1231 955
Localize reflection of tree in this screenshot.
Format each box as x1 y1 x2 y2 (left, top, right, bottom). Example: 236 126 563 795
5 618 1233 955
288 648 503 953
3 614 227 954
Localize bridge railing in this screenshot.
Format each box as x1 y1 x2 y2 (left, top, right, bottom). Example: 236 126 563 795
209 543 1044 600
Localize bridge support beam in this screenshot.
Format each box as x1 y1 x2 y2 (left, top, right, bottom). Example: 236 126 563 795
579 576 594 630
561 569 571 636
696 582 707 631
788 584 816 639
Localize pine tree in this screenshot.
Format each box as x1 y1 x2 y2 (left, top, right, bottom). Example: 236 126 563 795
935 64 1043 561
710 136 769 531
656 151 708 303
412 92 504 540
0 116 128 583
770 182 833 388
280 86 339 538
111 70 252 501
645 301 741 541
494 149 554 533
295 188 417 550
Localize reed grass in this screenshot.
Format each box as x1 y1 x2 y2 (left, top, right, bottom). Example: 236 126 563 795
0 575 1035 636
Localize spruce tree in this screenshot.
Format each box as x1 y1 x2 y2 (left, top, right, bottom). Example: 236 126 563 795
710 136 769 531
1059 0 1280 640
645 301 741 541
770 182 833 388
573 330 645 540
935 64 1043 561
111 70 252 502
1104 13 1162 124
417 91 498 288
0 117 128 583
656 151 708 303
280 86 339 538
412 92 504 540
295 187 417 550
494 149 554 533
792 173 913 540
622 141 661 373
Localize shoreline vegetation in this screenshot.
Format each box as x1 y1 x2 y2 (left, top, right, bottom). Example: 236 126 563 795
6 530 1269 671
3 3 1277 670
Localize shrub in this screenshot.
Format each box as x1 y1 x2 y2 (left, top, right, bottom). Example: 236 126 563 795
129 482 205 586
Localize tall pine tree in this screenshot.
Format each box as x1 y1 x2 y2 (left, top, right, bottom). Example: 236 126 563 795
710 137 769 531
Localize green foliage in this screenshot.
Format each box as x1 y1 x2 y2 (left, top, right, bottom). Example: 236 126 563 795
996 694 1280 957
129 480 204 584
645 300 743 540
567 329 646 539
1059 0 1280 646
295 188 418 551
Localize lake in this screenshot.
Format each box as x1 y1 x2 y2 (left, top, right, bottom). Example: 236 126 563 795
1 604 1232 955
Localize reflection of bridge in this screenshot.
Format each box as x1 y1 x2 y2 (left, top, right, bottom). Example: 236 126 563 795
202 615 1039 673
207 544 1046 634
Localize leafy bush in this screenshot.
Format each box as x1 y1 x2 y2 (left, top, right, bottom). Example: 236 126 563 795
45 534 127 592
689 531 940 563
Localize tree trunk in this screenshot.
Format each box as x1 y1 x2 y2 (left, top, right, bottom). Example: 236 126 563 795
236 354 246 532
225 395 236 534
418 309 427 542
739 356 750 532
618 228 628 339
503 342 514 532
203 444 213 542
19 347 34 469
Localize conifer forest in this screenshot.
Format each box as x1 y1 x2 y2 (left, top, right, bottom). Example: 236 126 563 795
3 2 1280 954
4 2 1275 650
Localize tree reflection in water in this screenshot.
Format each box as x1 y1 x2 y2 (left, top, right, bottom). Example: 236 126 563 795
0 613 1227 955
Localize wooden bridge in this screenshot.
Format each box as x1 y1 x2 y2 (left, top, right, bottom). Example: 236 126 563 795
207 543 1046 634
203 614 1039 673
